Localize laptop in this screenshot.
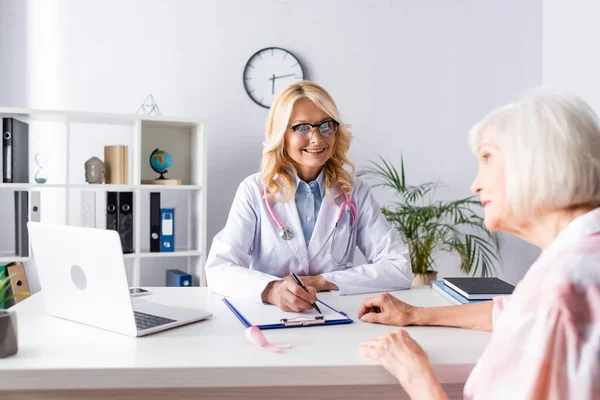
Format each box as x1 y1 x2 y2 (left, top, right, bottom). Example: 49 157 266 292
27 221 212 337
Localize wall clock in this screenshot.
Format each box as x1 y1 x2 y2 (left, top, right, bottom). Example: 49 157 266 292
243 47 305 109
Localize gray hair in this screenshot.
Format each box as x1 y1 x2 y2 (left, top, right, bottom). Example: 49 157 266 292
469 87 600 218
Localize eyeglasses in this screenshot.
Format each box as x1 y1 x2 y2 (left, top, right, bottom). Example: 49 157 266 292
287 120 338 138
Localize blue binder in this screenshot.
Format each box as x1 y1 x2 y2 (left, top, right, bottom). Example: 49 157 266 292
166 269 192 287
160 208 174 252
223 297 353 330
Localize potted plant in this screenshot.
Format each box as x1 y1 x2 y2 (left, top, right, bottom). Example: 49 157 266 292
0 265 27 358
359 156 502 285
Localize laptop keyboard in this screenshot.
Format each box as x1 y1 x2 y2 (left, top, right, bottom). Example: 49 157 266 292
134 311 176 331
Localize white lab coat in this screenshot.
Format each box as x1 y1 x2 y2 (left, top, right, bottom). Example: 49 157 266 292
205 173 412 303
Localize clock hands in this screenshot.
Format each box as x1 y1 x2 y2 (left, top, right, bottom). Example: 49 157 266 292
271 73 296 80
271 74 275 94
269 73 297 95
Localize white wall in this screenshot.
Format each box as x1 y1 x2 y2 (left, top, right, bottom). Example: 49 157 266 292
543 0 600 110
1 0 543 288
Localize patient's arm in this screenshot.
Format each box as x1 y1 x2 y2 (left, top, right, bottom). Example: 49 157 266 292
414 301 494 331
358 293 494 332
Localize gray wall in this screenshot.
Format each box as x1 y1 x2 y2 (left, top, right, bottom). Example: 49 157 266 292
1 0 544 290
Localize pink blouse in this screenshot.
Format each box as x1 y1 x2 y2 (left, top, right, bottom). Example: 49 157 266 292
463 208 600 400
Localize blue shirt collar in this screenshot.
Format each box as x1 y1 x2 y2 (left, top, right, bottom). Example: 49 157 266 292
295 168 325 198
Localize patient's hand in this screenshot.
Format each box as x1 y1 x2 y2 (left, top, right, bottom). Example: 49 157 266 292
358 293 417 326
360 330 447 400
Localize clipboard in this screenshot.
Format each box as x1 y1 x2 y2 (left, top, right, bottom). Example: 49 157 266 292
223 297 353 330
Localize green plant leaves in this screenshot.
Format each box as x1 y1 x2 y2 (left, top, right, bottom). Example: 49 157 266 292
360 156 502 276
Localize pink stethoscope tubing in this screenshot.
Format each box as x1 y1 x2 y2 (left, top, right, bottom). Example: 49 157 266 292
263 186 357 238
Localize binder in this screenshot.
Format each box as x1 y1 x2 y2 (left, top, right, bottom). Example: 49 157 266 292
30 191 41 222
160 207 174 252
118 191 133 253
81 191 96 228
6 263 30 304
2 118 29 183
166 269 191 287
14 190 29 256
150 192 161 252
106 191 118 231
223 297 353 330
106 191 134 253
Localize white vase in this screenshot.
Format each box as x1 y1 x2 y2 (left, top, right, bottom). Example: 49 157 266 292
412 271 438 286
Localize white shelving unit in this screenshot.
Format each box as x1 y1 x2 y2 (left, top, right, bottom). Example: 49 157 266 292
0 107 208 288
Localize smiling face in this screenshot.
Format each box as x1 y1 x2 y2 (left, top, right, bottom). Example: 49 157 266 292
470 136 510 232
284 98 336 182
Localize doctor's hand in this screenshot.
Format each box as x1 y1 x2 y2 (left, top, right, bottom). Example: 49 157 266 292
300 275 339 292
261 277 318 312
360 330 447 400
358 293 418 326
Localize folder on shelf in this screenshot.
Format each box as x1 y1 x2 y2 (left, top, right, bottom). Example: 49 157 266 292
14 190 29 257
160 207 174 252
166 269 191 287
118 191 134 254
106 191 119 231
150 192 161 252
2 117 29 183
6 262 31 304
223 297 353 330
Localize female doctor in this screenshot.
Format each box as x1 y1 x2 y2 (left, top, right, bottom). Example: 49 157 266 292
205 81 412 312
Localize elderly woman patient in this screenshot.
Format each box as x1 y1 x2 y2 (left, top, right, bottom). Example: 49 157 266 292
358 88 600 400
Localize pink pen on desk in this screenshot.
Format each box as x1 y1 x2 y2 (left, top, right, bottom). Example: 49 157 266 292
245 326 292 353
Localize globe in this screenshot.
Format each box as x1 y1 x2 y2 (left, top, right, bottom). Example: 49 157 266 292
149 148 172 179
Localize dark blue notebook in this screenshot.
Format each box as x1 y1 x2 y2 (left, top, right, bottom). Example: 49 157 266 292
443 277 514 300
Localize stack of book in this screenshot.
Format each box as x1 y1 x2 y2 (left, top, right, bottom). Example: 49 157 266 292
430 277 515 305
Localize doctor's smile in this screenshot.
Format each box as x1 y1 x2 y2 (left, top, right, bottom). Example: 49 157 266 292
302 147 327 154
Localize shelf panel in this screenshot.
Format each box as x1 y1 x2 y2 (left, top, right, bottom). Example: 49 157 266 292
0 183 67 189
0 184 202 191
138 250 202 258
0 253 31 263
0 107 205 126
137 184 202 191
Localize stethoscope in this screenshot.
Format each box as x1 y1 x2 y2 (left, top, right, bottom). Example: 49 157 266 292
263 186 358 265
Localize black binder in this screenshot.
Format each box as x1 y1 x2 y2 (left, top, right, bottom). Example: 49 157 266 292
150 192 161 252
118 191 133 254
14 190 29 256
106 191 134 253
106 191 119 232
2 118 29 183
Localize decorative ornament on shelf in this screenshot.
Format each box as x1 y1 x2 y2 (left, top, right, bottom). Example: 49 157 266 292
84 156 106 184
34 152 48 184
136 94 162 116
141 148 182 185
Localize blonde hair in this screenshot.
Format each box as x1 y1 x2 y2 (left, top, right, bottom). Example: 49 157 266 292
260 80 355 202
469 87 600 218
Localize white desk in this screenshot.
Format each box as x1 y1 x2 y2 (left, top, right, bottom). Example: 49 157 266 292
0 287 490 400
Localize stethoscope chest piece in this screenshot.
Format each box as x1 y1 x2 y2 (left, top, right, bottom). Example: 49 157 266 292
279 227 294 241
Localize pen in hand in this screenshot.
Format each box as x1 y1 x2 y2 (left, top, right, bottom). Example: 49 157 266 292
290 273 322 314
